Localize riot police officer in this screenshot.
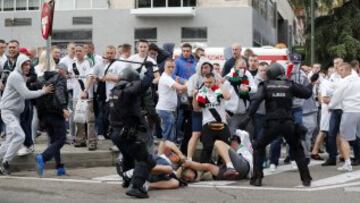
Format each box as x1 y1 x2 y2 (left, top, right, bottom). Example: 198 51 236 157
109 62 156 198
241 63 318 187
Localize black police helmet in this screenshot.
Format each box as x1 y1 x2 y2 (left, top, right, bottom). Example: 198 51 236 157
119 67 140 82
267 63 285 80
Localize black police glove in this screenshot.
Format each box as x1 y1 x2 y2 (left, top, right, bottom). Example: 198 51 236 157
310 73 319 83
144 61 154 70
238 114 251 130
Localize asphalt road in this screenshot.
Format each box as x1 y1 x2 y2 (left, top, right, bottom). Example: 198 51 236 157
1 162 360 203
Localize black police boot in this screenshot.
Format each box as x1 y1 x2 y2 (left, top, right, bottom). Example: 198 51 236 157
126 185 149 199
250 177 262 186
302 179 311 187
0 161 11 175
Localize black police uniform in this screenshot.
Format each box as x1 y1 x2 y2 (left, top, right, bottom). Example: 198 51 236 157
246 64 313 187
109 64 156 198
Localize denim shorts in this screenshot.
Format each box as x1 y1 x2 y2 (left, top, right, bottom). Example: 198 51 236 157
157 110 176 142
192 111 202 132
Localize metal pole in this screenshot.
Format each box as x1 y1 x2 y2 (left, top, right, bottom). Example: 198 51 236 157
310 0 315 64
46 36 51 69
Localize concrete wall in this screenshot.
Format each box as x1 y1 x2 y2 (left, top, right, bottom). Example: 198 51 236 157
0 7 255 53
109 0 251 9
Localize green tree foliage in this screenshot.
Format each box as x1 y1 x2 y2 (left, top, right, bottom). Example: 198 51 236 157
305 0 360 67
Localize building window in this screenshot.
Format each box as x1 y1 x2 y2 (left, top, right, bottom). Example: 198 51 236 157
15 0 26 10
3 0 15 11
168 0 180 7
135 0 196 8
29 0 40 10
134 28 157 51
76 0 91 9
56 0 74 10
134 28 157 41
181 27 207 42
92 0 108 8
55 0 108 10
5 17 32 26
52 29 92 50
183 0 196 7
72 16 93 25
153 0 165 7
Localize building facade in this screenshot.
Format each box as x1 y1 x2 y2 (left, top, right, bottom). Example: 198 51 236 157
0 0 298 53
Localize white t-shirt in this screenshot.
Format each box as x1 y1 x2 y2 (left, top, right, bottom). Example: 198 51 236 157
0 54 6 71
200 88 227 125
156 73 177 111
127 54 159 79
68 59 93 100
93 60 129 101
60 55 76 90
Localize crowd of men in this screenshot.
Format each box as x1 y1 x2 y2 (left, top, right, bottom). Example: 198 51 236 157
0 38 359 198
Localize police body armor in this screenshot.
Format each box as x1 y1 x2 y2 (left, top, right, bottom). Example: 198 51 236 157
264 79 294 121
109 80 143 129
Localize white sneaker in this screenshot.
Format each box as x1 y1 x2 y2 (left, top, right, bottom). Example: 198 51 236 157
291 161 298 170
97 135 106 141
110 145 119 152
337 164 352 172
270 164 277 172
17 145 35 156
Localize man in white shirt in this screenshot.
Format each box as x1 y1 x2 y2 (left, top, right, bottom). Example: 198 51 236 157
84 42 102 67
193 72 231 163
322 57 344 166
0 39 7 71
70 45 97 151
86 45 129 140
329 62 360 171
59 42 76 140
225 58 257 136
156 59 187 145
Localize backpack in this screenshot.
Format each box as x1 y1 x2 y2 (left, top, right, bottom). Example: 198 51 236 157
35 74 63 116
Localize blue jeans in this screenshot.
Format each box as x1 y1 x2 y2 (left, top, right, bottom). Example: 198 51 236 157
326 109 342 161
270 108 303 165
41 114 66 168
157 110 176 142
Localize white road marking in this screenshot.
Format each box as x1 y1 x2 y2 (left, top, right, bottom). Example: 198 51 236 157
92 175 121 181
190 181 237 186
296 169 360 188
0 176 103 184
344 187 360 192
263 160 323 176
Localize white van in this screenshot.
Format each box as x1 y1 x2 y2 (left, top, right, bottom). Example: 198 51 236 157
173 46 289 68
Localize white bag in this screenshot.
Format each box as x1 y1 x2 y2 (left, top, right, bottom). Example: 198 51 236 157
74 100 88 124
224 82 239 114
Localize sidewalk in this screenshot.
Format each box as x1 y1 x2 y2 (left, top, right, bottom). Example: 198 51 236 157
10 135 118 172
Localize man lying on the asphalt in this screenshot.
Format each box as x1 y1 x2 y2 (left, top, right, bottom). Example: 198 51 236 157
179 130 253 182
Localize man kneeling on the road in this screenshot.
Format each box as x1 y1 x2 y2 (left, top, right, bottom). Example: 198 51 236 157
180 130 253 181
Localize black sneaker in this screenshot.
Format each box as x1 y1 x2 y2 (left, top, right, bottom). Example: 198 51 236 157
250 178 262 186
351 159 360 166
321 159 336 166
0 161 11 175
126 186 149 198
283 156 290 164
302 179 311 187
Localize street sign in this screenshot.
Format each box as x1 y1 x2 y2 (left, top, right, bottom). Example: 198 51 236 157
41 1 55 40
